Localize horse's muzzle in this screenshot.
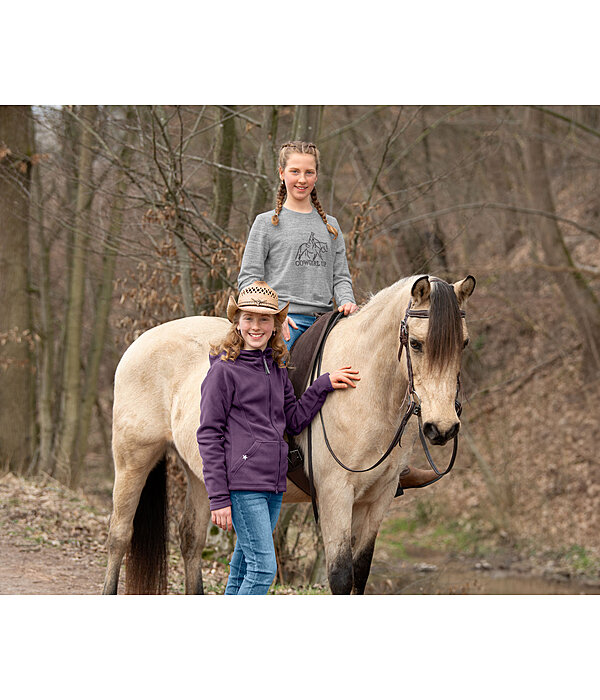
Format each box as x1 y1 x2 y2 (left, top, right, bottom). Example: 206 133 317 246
423 421 460 446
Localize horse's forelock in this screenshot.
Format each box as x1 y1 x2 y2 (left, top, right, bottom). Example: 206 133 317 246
427 281 463 369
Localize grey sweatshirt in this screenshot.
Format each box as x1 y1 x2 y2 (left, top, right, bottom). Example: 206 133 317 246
238 207 356 315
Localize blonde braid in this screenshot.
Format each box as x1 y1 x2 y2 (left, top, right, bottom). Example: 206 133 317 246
271 181 287 226
311 188 338 238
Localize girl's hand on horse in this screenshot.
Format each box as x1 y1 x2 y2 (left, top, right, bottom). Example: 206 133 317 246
212 506 233 531
338 302 358 316
282 316 298 341
329 366 361 389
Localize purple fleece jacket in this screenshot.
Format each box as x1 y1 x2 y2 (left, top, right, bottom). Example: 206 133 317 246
197 348 334 510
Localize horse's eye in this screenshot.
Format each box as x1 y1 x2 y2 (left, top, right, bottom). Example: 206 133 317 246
409 339 422 352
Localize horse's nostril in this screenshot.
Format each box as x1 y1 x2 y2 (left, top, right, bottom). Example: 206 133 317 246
423 422 440 442
423 422 459 445
446 422 459 441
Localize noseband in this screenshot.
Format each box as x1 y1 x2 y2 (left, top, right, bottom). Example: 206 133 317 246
306 302 466 522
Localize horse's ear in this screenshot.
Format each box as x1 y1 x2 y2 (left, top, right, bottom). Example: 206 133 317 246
453 275 476 305
411 276 431 306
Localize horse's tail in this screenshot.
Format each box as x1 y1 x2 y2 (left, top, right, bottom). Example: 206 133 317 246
125 456 169 594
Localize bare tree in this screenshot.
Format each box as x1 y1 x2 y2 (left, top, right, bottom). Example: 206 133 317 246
523 107 600 375
0 106 34 473
54 105 97 484
74 107 138 483
292 106 323 142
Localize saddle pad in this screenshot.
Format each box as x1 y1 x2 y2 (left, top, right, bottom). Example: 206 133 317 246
287 310 338 397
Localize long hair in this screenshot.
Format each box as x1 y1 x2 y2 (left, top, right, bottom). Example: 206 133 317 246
427 280 464 370
210 312 290 368
271 141 338 238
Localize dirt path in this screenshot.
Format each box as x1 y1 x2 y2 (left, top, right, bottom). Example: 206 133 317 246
0 472 227 595
0 530 105 594
0 472 118 595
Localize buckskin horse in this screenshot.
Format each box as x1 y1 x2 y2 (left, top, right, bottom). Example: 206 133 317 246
102 274 475 595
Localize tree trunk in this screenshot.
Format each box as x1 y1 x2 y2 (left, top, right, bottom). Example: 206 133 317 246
54 104 97 484
292 106 323 142
212 106 236 232
249 106 279 223
420 109 448 273
0 106 34 473
208 106 237 301
523 107 600 375
32 148 55 475
174 228 196 316
73 108 137 485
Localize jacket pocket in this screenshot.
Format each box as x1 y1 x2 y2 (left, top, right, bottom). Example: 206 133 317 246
229 440 281 482
230 440 260 477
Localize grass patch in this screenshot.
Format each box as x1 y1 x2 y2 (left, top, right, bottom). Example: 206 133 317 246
564 545 600 574
378 511 491 559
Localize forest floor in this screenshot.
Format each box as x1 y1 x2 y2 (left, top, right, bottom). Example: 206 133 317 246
2 468 600 595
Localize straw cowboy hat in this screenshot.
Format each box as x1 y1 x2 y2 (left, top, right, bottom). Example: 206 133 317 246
227 281 290 323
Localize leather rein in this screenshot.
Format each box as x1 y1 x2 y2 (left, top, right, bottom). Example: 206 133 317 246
306 302 466 523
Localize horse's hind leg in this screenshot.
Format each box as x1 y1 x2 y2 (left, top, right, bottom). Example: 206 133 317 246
179 463 211 594
102 441 165 595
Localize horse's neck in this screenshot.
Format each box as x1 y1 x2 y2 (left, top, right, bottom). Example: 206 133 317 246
333 282 411 416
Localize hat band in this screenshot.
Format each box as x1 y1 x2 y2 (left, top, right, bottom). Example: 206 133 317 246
238 298 279 311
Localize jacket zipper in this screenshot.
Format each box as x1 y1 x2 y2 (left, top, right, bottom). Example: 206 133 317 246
262 352 280 493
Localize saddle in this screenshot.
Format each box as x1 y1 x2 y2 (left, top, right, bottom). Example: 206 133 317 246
285 311 339 497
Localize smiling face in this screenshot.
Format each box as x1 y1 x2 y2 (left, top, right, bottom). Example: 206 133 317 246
279 153 318 210
237 311 275 352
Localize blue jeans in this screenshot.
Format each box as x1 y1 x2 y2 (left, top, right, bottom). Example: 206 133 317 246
285 313 317 351
225 491 284 595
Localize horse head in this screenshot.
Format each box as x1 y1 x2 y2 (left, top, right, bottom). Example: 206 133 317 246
399 275 476 446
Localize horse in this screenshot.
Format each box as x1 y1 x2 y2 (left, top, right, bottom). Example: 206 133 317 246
102 273 475 595
296 232 328 262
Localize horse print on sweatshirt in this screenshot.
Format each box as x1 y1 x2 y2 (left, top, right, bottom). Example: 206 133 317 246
295 232 328 266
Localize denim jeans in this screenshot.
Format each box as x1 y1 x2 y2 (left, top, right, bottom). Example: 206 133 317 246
285 313 317 351
225 491 284 595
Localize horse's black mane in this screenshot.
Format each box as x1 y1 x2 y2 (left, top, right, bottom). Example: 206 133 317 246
428 279 463 369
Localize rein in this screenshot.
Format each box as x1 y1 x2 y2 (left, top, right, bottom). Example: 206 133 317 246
306 302 466 523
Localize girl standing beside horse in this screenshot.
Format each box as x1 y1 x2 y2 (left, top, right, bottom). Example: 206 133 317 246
196 281 360 595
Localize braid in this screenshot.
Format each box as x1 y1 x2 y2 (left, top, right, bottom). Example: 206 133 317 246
311 188 338 238
271 181 287 226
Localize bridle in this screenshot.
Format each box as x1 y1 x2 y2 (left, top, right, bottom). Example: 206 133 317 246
306 302 466 523
397 304 465 475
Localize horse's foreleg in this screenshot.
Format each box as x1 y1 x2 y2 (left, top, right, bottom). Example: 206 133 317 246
179 464 211 595
351 488 395 595
352 539 377 595
318 485 355 595
350 502 378 595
